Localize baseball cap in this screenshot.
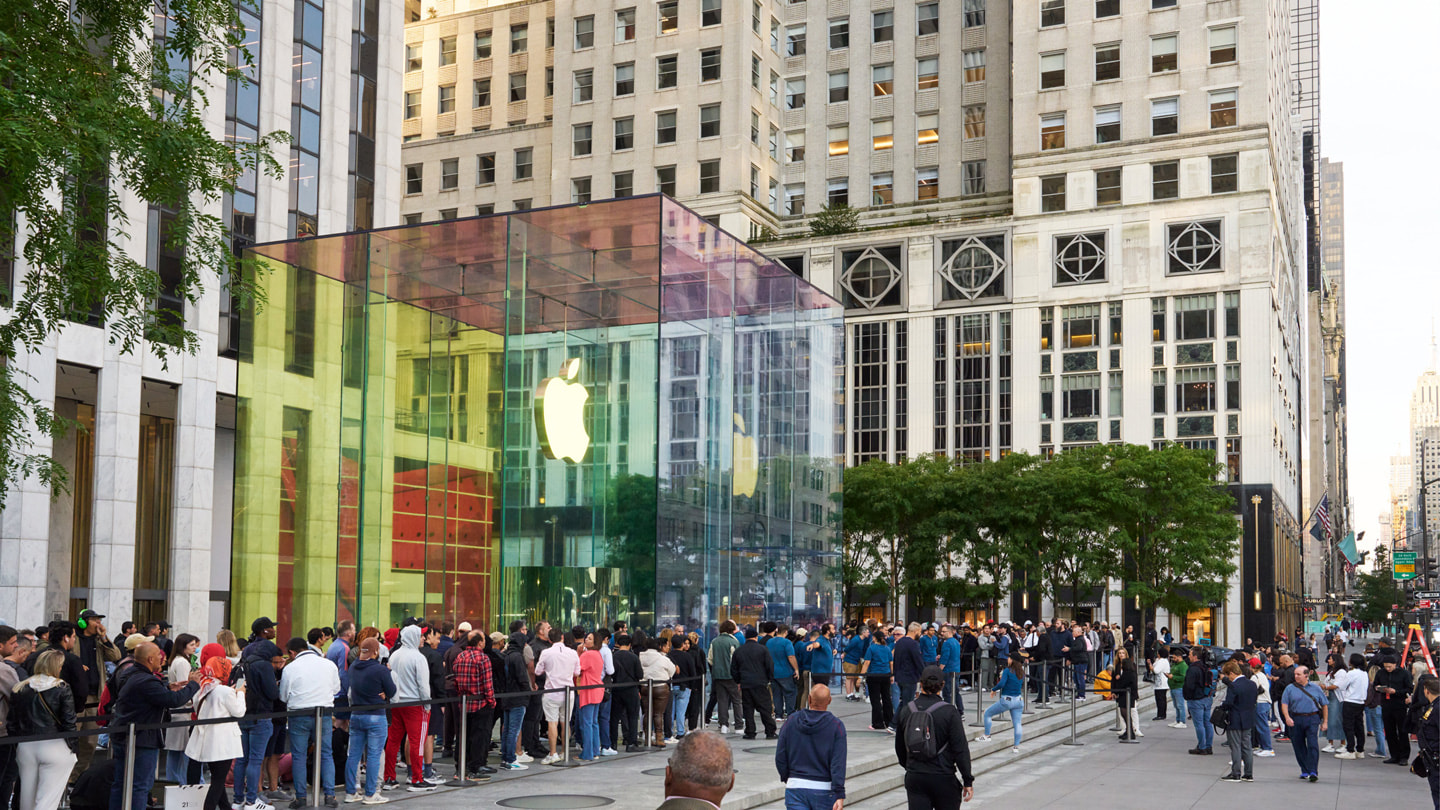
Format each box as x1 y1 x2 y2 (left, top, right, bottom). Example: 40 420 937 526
78 608 105 622
124 633 155 651
156 620 172 630
457 621 473 633
251 616 276 635
1248 657 1262 668
1379 636 1393 646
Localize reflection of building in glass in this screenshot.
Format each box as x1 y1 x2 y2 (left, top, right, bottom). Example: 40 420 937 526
233 197 843 639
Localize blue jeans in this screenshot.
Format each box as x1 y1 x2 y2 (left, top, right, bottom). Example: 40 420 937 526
1188 697 1213 749
164 749 192 784
288 713 336 799
1365 705 1388 756
345 713 387 797
235 718 274 804
897 682 917 714
1072 662 1088 698
784 788 837 810
770 677 797 719
578 703 600 760
1290 712 1320 775
982 695 1025 746
669 688 690 738
1170 688 1187 722
111 745 160 810
598 694 613 749
1255 703 1273 750
502 706 526 763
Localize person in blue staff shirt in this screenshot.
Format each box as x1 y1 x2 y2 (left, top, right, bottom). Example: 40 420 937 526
842 626 870 703
919 625 939 667
765 624 799 721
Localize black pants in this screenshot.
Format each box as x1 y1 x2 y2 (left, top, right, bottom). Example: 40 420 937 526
0 743 16 810
704 682 718 723
464 707 495 773
611 690 639 747
686 681 702 731
1341 702 1365 753
866 676 893 730
741 685 776 737
204 760 231 810
523 694 546 757
1428 763 1440 810
903 770 962 810
1383 705 1411 761
1047 660 1064 700
713 679 741 729
1154 688 1167 719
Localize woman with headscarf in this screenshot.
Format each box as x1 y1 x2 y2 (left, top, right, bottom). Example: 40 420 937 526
185 656 247 810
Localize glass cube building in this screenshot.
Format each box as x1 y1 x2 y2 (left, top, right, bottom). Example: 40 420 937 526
231 196 844 639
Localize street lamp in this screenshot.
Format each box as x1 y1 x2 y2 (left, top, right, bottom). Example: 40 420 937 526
1252 495 1263 613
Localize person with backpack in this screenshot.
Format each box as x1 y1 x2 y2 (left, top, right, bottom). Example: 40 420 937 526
894 667 973 810
1183 647 1214 755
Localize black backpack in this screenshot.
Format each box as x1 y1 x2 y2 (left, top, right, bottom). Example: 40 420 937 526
903 700 948 762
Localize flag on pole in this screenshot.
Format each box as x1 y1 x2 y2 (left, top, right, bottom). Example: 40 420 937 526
1306 493 1331 541
1337 530 1360 565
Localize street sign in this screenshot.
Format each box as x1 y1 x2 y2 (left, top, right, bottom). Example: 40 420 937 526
1421 600 1433 609
1396 551 1419 581
1419 591 1440 600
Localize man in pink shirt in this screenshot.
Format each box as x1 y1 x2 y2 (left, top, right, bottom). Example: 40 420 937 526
577 634 606 761
533 628 579 764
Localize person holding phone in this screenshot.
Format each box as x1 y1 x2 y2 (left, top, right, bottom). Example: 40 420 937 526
1374 654 1414 765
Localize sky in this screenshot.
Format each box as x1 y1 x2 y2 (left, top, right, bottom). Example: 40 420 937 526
1321 0 1440 559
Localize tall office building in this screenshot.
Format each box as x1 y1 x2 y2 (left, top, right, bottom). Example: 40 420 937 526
1390 452 1413 553
1316 158 1348 595
0 1 403 635
1412 366 1440 568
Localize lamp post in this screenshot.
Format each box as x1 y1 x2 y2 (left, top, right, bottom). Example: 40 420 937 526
1251 494 1263 615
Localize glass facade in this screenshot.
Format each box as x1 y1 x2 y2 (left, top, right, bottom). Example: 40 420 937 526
235 196 844 639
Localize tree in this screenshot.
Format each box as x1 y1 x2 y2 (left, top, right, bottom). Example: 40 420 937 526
1352 546 1404 630
841 457 948 619
0 0 286 508
1013 446 1125 614
808 203 860 236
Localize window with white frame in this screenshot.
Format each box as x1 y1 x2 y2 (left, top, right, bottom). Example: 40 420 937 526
787 24 806 57
872 64 893 96
406 43 422 72
699 160 720 193
572 177 592 204
918 57 939 90
963 50 986 82
786 130 805 161
656 54 678 89
786 77 806 109
1210 89 1237 128
1209 26 1237 63
917 3 939 36
476 153 495 185
404 90 420 119
437 85 455 114
917 167 939 200
575 16 594 48
1041 174 1065 212
614 117 634 150
1041 0 1064 27
439 158 458 190
439 36 457 66
508 73 526 102
871 172 894 205
964 105 985 138
616 62 636 95
872 119 893 151
829 18 849 49
1054 232 1107 284
656 110 677 144
872 11 893 42
700 48 721 82
1151 34 1177 72
573 123 593 157
1040 52 1065 89
963 161 985 195
514 147 532 180
1094 105 1120 143
786 184 805 215
474 30 492 58
1095 43 1119 81
702 0 721 27
828 124 848 156
1152 160 1178 199
1211 154 1238 193
1151 97 1178 136
656 165 676 195
614 170 634 197
829 71 849 103
699 104 720 138
1040 113 1065 149
615 8 636 41
918 113 939 145
658 1 679 33
1095 167 1121 206
964 0 986 27
1173 294 1216 341
573 70 593 103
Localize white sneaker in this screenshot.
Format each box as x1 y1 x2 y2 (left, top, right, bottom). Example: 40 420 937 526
541 754 561 765
1256 749 1276 757
362 795 388 806
975 734 992 742
1368 752 1386 758
251 801 275 810
1321 744 1337 753
719 725 729 734
663 737 679 744
515 753 534 763
600 748 618 757
1173 722 1187 729
344 795 363 804
1011 746 1020 753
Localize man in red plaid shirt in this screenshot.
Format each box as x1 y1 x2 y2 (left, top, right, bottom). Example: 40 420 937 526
452 632 496 780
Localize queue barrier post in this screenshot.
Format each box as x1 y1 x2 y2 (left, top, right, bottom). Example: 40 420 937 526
447 695 469 786
645 680 654 749
969 672 985 727
122 722 136 810
1063 668 1084 746
312 706 323 807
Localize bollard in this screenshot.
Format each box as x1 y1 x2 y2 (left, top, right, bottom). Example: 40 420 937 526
122 723 136 810
645 680 654 749
700 670 708 730
562 687 573 765
1039 660 1050 707
313 706 323 807
969 672 985 727
1021 672 1035 716
447 696 469 785
1063 683 1084 746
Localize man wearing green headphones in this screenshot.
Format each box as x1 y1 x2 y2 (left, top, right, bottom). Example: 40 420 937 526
75 608 120 777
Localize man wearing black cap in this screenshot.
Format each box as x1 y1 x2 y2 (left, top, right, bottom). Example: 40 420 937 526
75 609 120 775
154 620 174 658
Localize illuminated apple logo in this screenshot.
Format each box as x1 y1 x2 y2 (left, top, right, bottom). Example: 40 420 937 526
733 413 758 498
535 358 590 464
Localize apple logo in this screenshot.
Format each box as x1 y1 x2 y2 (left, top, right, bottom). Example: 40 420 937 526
535 358 591 464
733 412 759 498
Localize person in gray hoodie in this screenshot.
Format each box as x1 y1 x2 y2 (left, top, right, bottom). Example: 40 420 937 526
774 684 846 810
381 626 435 792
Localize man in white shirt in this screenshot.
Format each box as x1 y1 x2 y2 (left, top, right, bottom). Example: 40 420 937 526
279 636 342 808
533 628 580 764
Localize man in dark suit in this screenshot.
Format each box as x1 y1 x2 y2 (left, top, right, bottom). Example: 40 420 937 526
1220 660 1257 782
656 731 733 810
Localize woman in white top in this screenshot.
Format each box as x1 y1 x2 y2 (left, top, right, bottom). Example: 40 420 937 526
185 657 247 810
164 633 202 784
1332 652 1371 759
638 637 676 747
1318 653 1347 754
1248 657 1275 756
1150 651 1171 721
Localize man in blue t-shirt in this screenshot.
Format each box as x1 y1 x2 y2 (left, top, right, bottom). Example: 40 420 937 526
919 625 939 666
766 623 799 720
843 626 870 702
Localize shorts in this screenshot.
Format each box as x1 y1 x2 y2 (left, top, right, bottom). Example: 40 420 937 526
267 718 288 756
542 694 567 723
842 663 861 676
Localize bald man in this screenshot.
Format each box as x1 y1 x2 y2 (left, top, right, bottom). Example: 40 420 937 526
110 642 202 810
659 731 734 810
775 685 846 810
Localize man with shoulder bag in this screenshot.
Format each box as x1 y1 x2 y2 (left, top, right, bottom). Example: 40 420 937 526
894 667 974 810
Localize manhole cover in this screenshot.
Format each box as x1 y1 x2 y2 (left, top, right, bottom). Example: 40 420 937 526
495 797 615 809
743 746 776 754
641 768 668 776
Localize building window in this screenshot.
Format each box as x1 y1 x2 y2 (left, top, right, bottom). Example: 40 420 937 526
917 3 940 35
616 8 636 41
782 184 803 214
474 78 492 108
839 245 904 310
1040 52 1065 89
476 153 496 185
1210 26 1237 63
851 321 893 462
871 65 893 96
827 177 848 206
1041 174 1065 212
699 160 720 193
917 57 939 90
658 0 679 33
1054 232 1107 284
1226 364 1240 410
404 90 420 119
1064 373 1101 418
406 43 422 72
475 204 494 216
1174 293 1216 340
1167 221 1223 273
1096 0 1119 17
508 73 526 102
1095 167 1121 206
1153 370 1167 413
474 30 492 59
1152 160 1179 200
614 170 634 197
572 177 592 204
572 123 593 157
1151 97 1178 136
771 18 781 53
405 163 422 195
1151 34 1177 72
1109 301 1123 346
1153 0 1177 7
702 0 722 26
545 67 554 98
1211 154 1238 193
1176 367 1216 412
770 125 780 158
964 105 985 138
829 18 850 49
700 48 722 82
699 104 721 138
574 15 595 48
1041 0 1064 27
786 77 806 108
873 11 893 42
786 130 805 161
1040 113 1065 150
1210 89 1237 128
1095 43 1119 81
963 161 986 195
437 84 455 113
963 50 986 82
752 53 761 88
871 172 894 205
828 125 849 156
829 71 849 103
547 18 555 48
572 70 593 103
1063 304 1099 348
510 23 528 54
655 54 678 89
1224 291 1240 337
917 167 939 200
656 110 677 144
770 71 779 106
1225 437 1240 481
1152 298 1166 342
872 118 893 150
614 116 634 150
938 234 1006 301
1094 105 1120 143
918 113 939 145
965 0 987 27
787 24 806 57
513 199 532 210
440 158 458 190
656 165 677 195
514 147 532 180
439 36 456 66
616 62 636 95
403 213 421 225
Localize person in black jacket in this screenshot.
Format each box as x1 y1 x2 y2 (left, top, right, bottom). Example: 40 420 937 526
1219 661 1257 781
499 632 533 768
1112 652 1139 742
1375 656 1414 764
609 635 643 753
732 628 776 740
235 631 284 809
10 650 78 810
109 643 201 810
895 667 974 810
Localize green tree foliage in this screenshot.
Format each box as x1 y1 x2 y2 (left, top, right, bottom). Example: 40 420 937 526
1352 546 1405 629
808 203 860 237
841 457 950 618
0 0 286 508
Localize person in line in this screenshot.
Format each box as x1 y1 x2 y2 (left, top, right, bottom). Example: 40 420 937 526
1150 646 1170 721
1318 653 1347 755
1218 661 1256 783
666 634 696 743
1061 624 1088 701
576 633 606 760
1414 675 1440 810
765 624 798 723
860 629 893 733
236 619 283 810
893 624 926 718
1333 653 1369 759
185 656 246 810
609 634 644 753
1166 648 1188 729
73 609 119 778
733 628 776 741
9 650 77 810
382 625 437 791
1278 665 1328 782
451 631 497 778
1247 657 1276 757
842 626 869 703
656 731 735 810
774 684 846 810
938 626 964 706
1112 649 1139 743
279 635 342 808
344 637 394 804
636 636 676 749
895 667 974 810
1183 647 1214 755
164 633 202 784
533 627 580 763
1374 651 1413 765
707 621 742 734
110 642 202 810
803 626 835 717
0 626 24 810
975 656 1026 752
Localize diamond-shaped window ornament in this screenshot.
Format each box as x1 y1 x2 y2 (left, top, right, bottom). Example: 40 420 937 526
1054 232 1107 284
940 237 1006 301
840 246 902 310
1167 220 1222 273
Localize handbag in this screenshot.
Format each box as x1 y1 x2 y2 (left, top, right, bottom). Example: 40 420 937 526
1210 704 1229 732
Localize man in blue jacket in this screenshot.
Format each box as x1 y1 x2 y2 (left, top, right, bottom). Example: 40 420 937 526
919 625 938 667
893 623 926 718
110 642 201 810
237 619 285 810
939 626 965 705
774 684 846 810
